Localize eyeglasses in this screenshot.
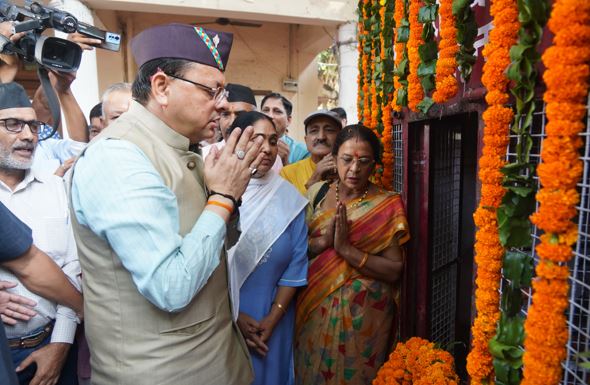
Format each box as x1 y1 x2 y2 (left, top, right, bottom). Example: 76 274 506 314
338 156 375 168
166 74 229 105
0 118 45 135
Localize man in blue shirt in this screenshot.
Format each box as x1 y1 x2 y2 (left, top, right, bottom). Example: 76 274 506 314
261 92 309 165
70 23 263 384
0 202 83 385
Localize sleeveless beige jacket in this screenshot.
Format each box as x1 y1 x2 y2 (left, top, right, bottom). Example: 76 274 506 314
70 101 252 385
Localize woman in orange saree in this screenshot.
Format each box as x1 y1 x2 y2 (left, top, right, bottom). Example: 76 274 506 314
294 125 409 385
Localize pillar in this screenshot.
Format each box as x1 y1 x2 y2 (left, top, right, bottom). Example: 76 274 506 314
49 0 100 134
337 21 359 124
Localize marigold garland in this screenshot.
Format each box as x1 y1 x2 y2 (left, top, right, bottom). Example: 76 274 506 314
432 0 459 103
357 0 365 122
466 0 519 384
372 337 459 385
362 0 373 126
381 104 394 189
407 0 424 112
369 0 381 132
380 0 394 190
522 1 590 384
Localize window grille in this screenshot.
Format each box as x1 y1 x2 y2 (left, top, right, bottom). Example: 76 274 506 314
429 125 462 346
393 123 404 193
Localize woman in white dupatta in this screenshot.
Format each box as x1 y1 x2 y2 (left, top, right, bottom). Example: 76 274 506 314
227 111 308 385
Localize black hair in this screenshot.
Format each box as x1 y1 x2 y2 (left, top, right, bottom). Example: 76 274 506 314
330 107 347 120
332 124 382 164
132 58 194 105
227 111 276 138
260 92 293 116
89 102 102 120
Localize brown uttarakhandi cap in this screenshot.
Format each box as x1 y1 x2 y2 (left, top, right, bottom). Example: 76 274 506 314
0 82 32 110
131 23 233 71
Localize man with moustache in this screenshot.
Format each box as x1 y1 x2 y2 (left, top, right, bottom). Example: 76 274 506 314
279 110 342 195
0 82 81 385
69 24 262 384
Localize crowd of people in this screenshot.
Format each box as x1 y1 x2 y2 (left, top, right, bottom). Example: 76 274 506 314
0 20 409 385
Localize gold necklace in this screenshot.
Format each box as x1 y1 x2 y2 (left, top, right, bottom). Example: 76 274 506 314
335 182 369 208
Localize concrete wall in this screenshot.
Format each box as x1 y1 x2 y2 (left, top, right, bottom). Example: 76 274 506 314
92 10 336 141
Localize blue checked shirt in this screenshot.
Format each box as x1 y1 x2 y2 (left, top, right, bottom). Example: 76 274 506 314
71 138 227 312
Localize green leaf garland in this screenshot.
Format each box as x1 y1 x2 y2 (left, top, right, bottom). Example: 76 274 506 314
452 0 477 82
490 1 550 384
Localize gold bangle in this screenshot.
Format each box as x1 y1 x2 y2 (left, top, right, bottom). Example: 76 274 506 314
207 199 233 214
273 302 287 315
357 252 369 269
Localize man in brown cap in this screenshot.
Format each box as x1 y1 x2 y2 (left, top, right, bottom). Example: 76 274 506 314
70 23 262 384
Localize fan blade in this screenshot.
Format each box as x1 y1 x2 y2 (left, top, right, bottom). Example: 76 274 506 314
194 18 262 28
228 20 262 28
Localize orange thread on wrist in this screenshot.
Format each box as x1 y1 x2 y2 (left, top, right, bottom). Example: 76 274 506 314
207 200 233 214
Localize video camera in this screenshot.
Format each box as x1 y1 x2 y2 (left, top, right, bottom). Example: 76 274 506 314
0 0 121 72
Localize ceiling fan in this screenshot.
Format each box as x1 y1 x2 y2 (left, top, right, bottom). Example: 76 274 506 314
198 17 262 28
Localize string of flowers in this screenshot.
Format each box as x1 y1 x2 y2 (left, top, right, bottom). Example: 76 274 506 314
380 0 395 190
407 0 424 112
372 337 460 385
392 0 409 111
357 0 365 122
488 1 549 383
522 1 590 384
466 0 519 383
381 104 394 189
370 0 383 135
362 0 373 126
432 0 459 103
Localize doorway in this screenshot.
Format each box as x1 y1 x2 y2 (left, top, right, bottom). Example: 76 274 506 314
403 112 478 380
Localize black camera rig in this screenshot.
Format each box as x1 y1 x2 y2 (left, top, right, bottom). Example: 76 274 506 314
0 0 121 72
0 0 121 139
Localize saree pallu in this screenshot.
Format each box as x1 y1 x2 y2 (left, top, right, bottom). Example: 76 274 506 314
294 192 409 385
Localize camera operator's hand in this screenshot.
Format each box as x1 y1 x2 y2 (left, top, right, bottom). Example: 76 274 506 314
0 21 24 71
204 126 264 200
49 70 76 94
67 32 101 50
0 21 25 43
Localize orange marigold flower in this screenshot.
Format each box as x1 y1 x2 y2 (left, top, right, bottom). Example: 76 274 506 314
544 119 586 136
373 337 459 385
535 240 573 263
542 46 590 67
